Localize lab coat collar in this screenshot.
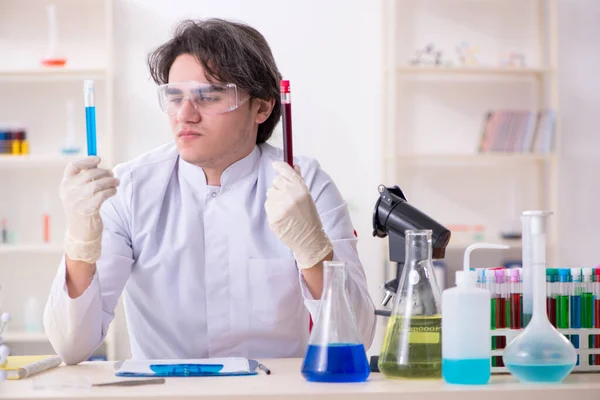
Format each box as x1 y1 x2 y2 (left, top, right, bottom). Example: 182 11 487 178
177 145 261 189
220 145 261 187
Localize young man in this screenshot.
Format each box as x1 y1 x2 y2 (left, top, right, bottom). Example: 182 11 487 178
44 18 375 364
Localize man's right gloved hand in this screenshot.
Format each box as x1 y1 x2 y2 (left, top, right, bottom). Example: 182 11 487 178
60 157 120 264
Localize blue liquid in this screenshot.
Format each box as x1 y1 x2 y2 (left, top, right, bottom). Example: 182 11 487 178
442 358 490 385
506 364 574 383
570 295 581 329
570 295 581 366
85 106 97 156
301 343 370 382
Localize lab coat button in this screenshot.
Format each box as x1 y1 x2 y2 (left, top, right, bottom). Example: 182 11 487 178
211 192 217 198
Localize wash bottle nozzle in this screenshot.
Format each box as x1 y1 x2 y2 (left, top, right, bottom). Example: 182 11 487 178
456 243 509 287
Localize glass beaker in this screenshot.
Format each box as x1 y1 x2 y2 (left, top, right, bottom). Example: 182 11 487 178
301 261 370 382
378 230 443 379
504 211 576 383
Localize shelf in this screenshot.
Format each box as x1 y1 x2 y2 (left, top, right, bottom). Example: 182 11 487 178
396 66 553 76
2 331 48 343
447 240 522 250
0 154 78 168
388 153 556 165
0 244 63 255
0 67 107 82
2 331 113 347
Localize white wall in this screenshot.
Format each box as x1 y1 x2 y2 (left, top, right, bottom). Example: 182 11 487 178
556 0 600 267
111 0 385 359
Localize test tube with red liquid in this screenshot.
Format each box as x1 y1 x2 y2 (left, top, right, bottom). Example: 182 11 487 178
509 269 522 329
594 267 600 365
280 80 293 167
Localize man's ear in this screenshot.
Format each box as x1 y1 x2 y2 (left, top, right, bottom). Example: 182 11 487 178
255 98 276 124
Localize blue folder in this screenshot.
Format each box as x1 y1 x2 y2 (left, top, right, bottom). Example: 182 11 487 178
115 357 261 377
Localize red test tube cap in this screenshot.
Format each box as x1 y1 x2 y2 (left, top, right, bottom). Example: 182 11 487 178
280 79 290 94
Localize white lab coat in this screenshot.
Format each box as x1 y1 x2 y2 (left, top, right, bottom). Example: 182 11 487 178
44 142 376 364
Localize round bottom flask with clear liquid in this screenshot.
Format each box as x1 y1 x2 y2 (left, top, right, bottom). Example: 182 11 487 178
504 211 576 383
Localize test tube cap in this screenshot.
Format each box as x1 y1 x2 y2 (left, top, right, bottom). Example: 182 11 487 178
558 268 570 280
583 267 593 276
571 267 582 276
280 79 290 94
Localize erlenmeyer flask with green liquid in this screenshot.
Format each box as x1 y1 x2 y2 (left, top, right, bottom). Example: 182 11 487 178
378 229 443 379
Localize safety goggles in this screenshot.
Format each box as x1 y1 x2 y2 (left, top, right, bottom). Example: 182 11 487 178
157 81 251 116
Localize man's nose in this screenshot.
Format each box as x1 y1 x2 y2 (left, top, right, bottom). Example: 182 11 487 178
177 98 201 123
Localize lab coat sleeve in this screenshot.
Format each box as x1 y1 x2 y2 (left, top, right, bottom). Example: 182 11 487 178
43 164 135 365
298 163 376 350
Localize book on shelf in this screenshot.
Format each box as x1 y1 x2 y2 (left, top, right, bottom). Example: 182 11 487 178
478 110 555 154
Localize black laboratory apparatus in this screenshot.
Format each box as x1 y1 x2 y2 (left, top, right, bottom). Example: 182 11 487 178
370 184 451 372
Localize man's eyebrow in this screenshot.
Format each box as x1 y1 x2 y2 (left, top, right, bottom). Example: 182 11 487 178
198 84 226 92
165 87 183 95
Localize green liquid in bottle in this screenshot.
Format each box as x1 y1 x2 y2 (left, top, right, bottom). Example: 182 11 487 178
378 315 442 379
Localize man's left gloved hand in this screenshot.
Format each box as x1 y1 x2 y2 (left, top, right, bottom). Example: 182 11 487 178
265 161 333 269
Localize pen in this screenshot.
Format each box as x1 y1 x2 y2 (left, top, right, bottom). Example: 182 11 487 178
93 378 166 387
258 363 271 375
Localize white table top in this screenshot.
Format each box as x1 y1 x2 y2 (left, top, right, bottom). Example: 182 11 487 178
1 358 600 400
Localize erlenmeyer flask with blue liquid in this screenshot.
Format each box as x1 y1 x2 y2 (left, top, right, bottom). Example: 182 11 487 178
301 261 370 382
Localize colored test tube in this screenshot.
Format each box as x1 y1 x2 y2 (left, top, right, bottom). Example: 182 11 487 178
84 80 97 156
557 269 570 329
594 268 600 366
280 80 293 167
476 268 485 289
509 269 521 329
495 270 507 367
484 269 496 366
546 268 557 327
571 268 582 365
582 267 594 366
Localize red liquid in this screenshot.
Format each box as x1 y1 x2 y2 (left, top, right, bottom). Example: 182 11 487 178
496 297 506 367
595 299 600 366
510 293 521 329
281 102 293 167
547 297 557 327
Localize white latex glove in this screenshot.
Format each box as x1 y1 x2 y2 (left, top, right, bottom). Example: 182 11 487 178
59 157 119 264
265 161 333 269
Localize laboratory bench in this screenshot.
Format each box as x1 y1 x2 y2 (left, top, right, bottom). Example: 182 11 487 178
1 358 600 400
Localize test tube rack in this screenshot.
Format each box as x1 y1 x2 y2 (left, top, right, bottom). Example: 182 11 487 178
491 328 600 373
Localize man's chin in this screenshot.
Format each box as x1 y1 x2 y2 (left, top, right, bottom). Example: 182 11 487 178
178 148 217 167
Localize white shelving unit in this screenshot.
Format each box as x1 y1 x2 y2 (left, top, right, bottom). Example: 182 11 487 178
395 66 553 76
0 67 108 82
381 0 559 280
0 244 64 255
0 154 78 168
0 0 116 360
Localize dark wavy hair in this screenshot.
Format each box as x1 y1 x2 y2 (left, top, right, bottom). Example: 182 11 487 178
147 18 282 144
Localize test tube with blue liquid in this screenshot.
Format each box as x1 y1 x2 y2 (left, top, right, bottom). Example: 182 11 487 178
83 80 97 156
570 268 581 365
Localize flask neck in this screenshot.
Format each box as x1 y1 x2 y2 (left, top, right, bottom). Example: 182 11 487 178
404 230 433 264
321 262 347 302
531 237 549 319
